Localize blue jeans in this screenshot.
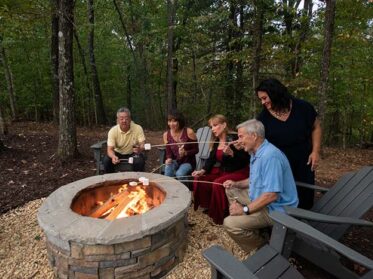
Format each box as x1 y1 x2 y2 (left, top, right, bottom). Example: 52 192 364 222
164 160 193 178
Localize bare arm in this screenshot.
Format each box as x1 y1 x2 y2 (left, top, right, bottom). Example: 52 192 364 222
308 118 322 171
107 146 119 164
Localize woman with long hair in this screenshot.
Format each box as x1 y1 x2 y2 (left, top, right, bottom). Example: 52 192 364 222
163 110 199 179
256 78 322 209
192 114 250 224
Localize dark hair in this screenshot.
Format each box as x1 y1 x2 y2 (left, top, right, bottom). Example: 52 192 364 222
167 109 186 130
255 78 292 111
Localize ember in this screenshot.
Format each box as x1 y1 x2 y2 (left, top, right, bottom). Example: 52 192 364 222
71 178 166 220
88 184 152 220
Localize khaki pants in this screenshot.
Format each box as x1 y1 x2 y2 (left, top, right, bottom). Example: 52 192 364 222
223 188 273 253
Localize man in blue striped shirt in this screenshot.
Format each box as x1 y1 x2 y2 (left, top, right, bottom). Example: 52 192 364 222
223 119 298 253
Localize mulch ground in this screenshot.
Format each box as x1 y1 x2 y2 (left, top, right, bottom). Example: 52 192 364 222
0 121 372 279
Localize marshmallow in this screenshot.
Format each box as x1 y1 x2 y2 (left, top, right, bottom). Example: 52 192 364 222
142 178 149 186
128 157 134 164
144 143 151 150
129 181 138 186
138 177 146 183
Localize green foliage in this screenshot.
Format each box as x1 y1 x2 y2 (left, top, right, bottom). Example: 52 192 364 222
0 0 371 146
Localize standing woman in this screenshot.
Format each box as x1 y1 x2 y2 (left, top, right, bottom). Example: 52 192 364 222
163 110 199 179
256 78 322 209
192 114 250 224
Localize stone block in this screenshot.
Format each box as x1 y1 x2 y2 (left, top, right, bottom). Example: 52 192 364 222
83 244 114 256
151 256 175 277
114 237 151 254
70 265 98 275
68 258 99 268
99 258 136 268
115 265 153 279
85 254 122 262
99 268 114 279
74 272 99 279
138 243 170 267
71 242 84 259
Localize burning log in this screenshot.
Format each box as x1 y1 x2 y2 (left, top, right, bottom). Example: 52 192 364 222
88 187 130 218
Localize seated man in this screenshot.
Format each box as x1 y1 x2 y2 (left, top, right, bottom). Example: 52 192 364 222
103 107 146 173
223 119 298 253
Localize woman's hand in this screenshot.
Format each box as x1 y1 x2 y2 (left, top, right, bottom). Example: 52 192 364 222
222 144 234 157
165 158 173 165
192 169 205 177
307 151 320 171
178 145 186 157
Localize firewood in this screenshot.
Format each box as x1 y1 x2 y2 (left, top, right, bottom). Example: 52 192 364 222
88 189 129 218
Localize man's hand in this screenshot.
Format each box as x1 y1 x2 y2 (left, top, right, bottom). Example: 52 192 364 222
112 155 119 165
229 201 244 216
165 158 172 165
223 180 235 189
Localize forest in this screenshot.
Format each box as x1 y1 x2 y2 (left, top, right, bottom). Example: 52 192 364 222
0 0 372 160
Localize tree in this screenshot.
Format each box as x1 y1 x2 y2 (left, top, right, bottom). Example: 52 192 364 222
318 0 336 126
166 0 178 113
87 0 106 124
50 0 60 124
57 0 77 161
0 35 17 120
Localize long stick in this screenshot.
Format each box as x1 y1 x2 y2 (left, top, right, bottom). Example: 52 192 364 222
150 140 238 148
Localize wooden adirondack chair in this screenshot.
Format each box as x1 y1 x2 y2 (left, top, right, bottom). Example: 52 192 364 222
203 211 373 279
283 166 373 278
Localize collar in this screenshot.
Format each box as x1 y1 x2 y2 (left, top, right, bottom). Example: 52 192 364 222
119 121 134 134
252 139 268 159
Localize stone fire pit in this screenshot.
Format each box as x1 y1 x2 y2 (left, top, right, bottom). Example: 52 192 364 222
37 172 191 279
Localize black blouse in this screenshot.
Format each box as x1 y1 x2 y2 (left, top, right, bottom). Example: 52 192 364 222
203 133 250 173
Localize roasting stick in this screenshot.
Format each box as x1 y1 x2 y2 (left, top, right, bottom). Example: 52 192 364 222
144 140 239 150
151 177 225 187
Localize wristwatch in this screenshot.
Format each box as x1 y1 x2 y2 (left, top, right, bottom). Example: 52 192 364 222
243 206 250 215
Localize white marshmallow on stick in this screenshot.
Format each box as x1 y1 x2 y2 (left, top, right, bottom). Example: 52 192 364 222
144 143 151 150
128 157 134 164
142 178 149 186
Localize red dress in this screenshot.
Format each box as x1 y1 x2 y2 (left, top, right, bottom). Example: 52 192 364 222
193 149 249 224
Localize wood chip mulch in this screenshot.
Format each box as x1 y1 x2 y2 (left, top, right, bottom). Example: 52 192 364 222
0 199 248 279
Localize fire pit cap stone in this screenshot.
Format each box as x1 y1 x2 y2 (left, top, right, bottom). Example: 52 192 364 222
38 172 191 248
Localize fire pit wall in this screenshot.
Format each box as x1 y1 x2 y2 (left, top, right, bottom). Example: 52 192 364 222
38 172 191 279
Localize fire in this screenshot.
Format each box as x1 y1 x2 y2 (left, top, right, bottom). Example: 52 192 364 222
89 183 153 220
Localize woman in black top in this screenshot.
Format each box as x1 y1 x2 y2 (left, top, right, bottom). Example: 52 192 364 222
192 114 250 224
256 78 322 209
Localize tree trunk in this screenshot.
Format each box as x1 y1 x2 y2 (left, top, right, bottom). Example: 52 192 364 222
0 101 8 135
293 0 313 77
166 0 177 113
0 36 17 120
88 0 106 124
57 0 77 161
251 0 264 118
51 0 60 124
73 30 94 126
318 0 336 126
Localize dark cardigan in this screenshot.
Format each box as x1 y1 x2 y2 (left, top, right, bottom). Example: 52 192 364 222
202 133 250 173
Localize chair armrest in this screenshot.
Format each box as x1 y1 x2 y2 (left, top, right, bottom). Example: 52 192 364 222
271 212 373 270
203 245 257 279
284 206 373 227
90 140 107 150
296 181 329 192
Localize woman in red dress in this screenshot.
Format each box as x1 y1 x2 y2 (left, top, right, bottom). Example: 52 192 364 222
192 115 250 224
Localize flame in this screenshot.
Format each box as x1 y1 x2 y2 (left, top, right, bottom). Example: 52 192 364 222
93 183 152 220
